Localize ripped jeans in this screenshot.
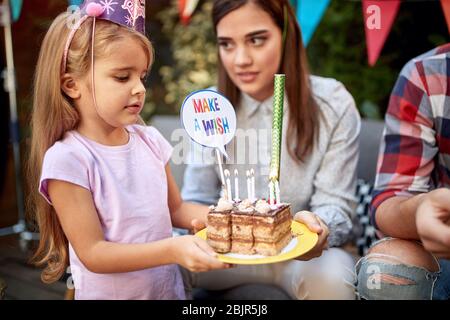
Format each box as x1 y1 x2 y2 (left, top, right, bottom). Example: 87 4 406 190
355 238 450 300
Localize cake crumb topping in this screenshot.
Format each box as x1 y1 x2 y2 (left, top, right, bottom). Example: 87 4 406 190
215 198 233 212
255 199 271 214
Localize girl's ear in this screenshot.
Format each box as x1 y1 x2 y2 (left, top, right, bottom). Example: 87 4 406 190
61 73 81 99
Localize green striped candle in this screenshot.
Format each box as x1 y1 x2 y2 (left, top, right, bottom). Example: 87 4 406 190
269 74 285 183
268 74 285 203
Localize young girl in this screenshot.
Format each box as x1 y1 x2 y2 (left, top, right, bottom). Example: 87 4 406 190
28 1 229 300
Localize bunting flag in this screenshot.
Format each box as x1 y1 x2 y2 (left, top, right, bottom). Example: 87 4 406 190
289 0 298 11
68 0 83 6
296 0 331 46
363 0 401 66
178 0 199 25
10 0 23 22
441 0 450 34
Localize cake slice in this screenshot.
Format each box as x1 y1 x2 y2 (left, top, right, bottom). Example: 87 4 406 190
231 199 256 255
252 201 293 256
206 198 232 253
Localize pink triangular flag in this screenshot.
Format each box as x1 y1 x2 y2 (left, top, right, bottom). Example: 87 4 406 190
178 0 200 25
363 0 401 66
441 0 450 34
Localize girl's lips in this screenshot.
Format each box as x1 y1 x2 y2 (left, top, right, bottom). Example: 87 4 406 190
236 72 259 83
126 104 142 114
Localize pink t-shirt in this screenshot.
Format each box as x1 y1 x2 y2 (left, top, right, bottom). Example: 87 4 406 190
39 125 185 300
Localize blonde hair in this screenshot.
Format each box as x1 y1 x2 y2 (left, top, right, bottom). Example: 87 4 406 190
28 12 153 283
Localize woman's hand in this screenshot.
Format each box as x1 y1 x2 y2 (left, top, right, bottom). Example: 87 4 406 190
293 211 329 261
190 219 206 234
416 188 450 259
171 235 232 272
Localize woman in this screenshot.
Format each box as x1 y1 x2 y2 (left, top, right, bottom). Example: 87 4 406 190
182 0 360 299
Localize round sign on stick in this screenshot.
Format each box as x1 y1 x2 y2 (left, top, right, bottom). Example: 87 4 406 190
180 89 236 159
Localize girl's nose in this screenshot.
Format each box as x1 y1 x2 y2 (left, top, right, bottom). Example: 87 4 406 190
234 46 252 67
132 79 146 96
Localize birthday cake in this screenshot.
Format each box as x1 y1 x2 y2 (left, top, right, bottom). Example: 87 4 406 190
206 198 293 256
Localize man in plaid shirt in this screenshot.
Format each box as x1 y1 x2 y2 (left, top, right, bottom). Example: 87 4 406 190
356 44 450 300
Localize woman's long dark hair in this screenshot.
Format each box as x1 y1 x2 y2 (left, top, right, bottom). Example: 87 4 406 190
212 0 319 162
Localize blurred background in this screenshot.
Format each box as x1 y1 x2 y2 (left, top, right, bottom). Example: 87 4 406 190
0 0 449 299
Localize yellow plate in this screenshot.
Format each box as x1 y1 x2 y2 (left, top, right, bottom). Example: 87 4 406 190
195 220 318 265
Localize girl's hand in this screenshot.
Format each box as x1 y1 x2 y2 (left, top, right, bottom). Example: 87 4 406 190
171 235 233 272
293 211 329 261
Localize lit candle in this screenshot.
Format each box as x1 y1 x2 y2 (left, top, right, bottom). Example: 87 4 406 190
275 180 281 204
250 168 255 202
224 169 232 202
268 181 275 205
234 169 240 202
246 170 251 200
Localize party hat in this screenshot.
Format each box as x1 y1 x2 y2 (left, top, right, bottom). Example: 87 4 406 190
80 0 145 35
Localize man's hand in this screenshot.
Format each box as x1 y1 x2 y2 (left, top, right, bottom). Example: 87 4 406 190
293 211 329 261
416 188 450 259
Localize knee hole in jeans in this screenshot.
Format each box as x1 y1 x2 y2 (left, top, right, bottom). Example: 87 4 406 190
366 238 440 273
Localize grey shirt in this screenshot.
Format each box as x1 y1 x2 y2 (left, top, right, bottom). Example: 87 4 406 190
181 76 361 247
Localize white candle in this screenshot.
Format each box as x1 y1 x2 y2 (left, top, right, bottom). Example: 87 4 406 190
268 181 274 205
250 168 255 202
224 169 232 202
246 170 251 200
275 180 281 204
234 169 240 202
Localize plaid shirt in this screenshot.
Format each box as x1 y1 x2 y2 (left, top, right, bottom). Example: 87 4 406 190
371 43 450 228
